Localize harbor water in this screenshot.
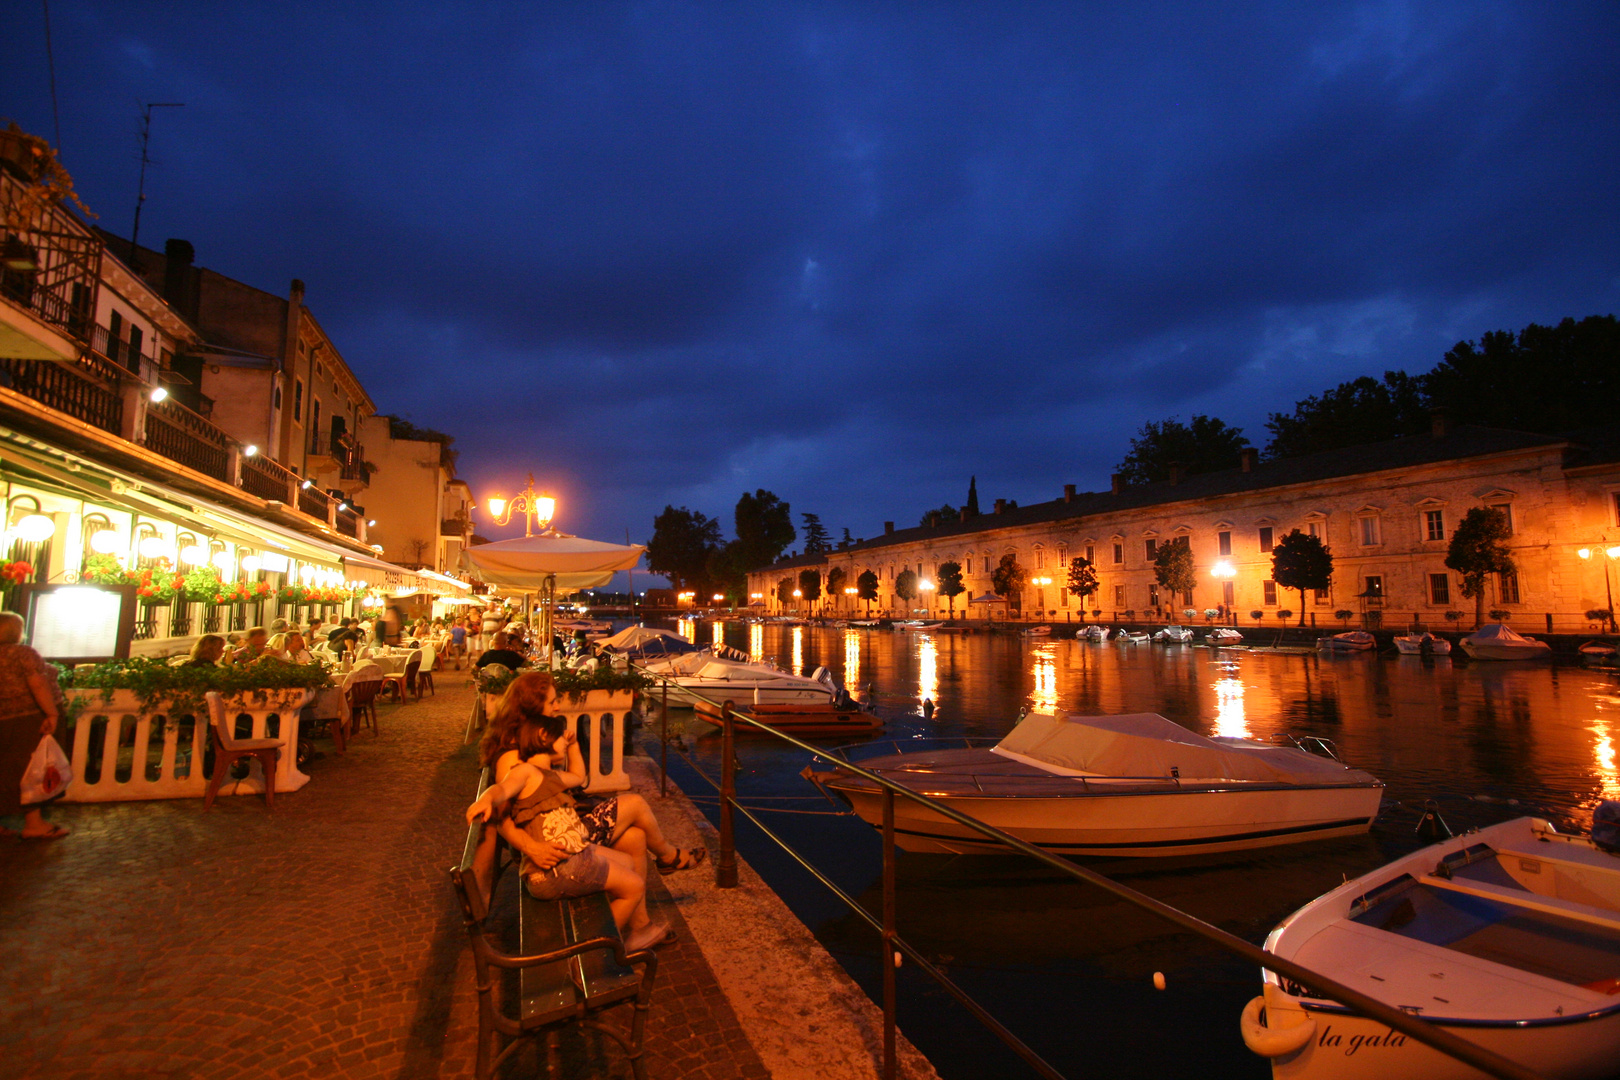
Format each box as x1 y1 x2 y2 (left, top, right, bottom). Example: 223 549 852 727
650 619 1620 1079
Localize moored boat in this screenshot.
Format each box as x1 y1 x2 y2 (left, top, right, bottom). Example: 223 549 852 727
1114 629 1150 644
1154 625 1195 644
1207 627 1244 646
1459 622 1552 661
1078 625 1110 642
640 653 840 708
1317 631 1376 652
1580 641 1618 667
1024 624 1052 636
808 711 1383 857
693 699 882 735
1241 815 1620 1080
1393 631 1452 655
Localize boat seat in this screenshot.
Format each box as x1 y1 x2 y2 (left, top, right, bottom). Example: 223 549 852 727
1419 873 1620 934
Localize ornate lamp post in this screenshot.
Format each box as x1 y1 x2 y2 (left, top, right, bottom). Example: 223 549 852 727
1578 545 1620 634
485 474 556 538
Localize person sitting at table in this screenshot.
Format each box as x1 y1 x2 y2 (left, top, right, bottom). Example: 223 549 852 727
229 626 270 664
307 617 325 643
268 631 314 665
184 635 227 667
475 632 528 671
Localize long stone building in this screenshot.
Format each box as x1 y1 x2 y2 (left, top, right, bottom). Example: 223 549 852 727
747 416 1620 633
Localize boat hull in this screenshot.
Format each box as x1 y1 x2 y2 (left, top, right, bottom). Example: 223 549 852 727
1459 641 1552 660
693 700 882 735
664 681 834 708
826 782 1381 856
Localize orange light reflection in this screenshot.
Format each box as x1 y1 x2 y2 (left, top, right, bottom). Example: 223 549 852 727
792 626 804 675
1214 676 1249 739
1031 644 1057 714
919 635 938 711
844 630 862 695
749 622 764 664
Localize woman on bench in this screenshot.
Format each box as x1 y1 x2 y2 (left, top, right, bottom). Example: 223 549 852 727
470 672 704 952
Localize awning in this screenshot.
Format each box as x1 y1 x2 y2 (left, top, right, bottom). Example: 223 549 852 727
342 554 470 596
460 533 644 591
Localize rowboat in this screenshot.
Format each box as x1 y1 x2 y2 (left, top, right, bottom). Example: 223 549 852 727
1318 631 1376 652
1459 623 1553 661
807 712 1383 857
693 699 883 735
1393 632 1452 655
1241 815 1620 1079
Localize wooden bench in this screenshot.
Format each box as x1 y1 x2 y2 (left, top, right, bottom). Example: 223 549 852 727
449 768 657 1080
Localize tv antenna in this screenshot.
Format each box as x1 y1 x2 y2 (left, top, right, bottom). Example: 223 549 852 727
130 102 184 263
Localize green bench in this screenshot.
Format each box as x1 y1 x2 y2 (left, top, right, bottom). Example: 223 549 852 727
449 768 658 1079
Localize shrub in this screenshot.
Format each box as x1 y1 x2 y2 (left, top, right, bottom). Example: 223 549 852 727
61 656 332 717
1250 610 1265 623
1444 610 1464 622
1585 608 1613 622
1488 609 1510 621
1277 609 1293 621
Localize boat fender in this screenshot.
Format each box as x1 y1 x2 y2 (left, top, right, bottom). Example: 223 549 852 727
1152 972 1165 991
1595 800 1620 854
921 698 934 719
1240 987 1315 1059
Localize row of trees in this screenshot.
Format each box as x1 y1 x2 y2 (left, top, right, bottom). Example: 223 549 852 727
1114 315 1617 485
647 492 860 604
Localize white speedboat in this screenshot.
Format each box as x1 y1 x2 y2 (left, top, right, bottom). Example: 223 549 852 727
1460 622 1553 661
1114 629 1150 643
644 654 839 709
1079 625 1110 642
808 712 1383 856
1242 816 1620 1080
1393 632 1452 655
1207 627 1245 646
1154 625 1195 644
1024 625 1052 637
1318 631 1376 652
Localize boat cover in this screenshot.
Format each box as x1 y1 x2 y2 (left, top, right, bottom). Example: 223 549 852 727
1463 623 1538 646
991 712 1372 784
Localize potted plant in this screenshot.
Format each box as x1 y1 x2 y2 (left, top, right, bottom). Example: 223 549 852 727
1250 610 1265 626
1335 609 1355 627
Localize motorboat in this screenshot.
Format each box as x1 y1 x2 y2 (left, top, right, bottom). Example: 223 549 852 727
901 621 945 631
1078 625 1110 642
1393 632 1452 655
1580 641 1618 667
693 699 882 736
640 652 840 709
1024 625 1052 637
1459 622 1553 661
1154 625 1195 644
1207 627 1244 646
1241 815 1620 1080
807 712 1383 856
1114 629 1150 644
1317 631 1376 652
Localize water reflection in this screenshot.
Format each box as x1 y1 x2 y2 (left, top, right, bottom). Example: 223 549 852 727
678 617 697 643
918 635 939 710
1030 644 1057 714
844 630 862 694
749 622 764 664
791 626 804 675
1213 675 1249 739
712 620 725 649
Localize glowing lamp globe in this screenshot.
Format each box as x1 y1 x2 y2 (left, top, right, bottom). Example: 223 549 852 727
89 529 121 555
14 514 55 543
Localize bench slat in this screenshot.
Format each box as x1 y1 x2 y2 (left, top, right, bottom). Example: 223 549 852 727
567 893 642 1003
520 887 583 1022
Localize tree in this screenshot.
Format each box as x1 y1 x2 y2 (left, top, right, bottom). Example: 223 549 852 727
1264 373 1429 459
734 490 795 570
937 561 965 617
837 528 855 551
1445 507 1515 628
1152 539 1196 609
776 577 795 605
1114 415 1251 485
991 554 1027 609
797 568 823 610
965 476 980 517
856 569 879 614
800 513 832 555
895 569 918 610
646 506 721 590
919 504 958 528
705 541 749 606
1271 530 1334 626
1066 557 1099 621
1425 316 1619 435
826 566 847 606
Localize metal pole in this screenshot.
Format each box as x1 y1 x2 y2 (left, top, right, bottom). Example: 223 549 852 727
717 703 738 888
882 786 897 1080
659 679 669 798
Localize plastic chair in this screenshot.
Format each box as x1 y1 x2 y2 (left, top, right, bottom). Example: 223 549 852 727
381 649 423 703
204 700 283 809
416 646 437 697
346 678 384 736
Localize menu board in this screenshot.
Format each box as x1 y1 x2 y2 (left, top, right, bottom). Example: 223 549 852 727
22 584 136 663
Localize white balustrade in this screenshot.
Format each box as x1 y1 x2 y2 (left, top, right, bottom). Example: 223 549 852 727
558 689 634 793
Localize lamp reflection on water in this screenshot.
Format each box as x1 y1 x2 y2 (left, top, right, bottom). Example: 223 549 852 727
712 621 725 649
677 617 697 643
792 626 804 675
919 635 939 712
1030 644 1057 714
1214 676 1249 739
750 622 764 665
843 630 861 693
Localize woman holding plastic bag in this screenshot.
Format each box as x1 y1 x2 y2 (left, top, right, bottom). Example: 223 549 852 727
0 610 70 839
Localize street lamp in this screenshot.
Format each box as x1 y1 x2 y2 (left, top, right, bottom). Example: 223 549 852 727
1211 560 1237 625
485 473 556 537
1029 575 1051 618
1578 545 1620 633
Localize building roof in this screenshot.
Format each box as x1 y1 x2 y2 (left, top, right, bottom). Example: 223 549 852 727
751 424 1577 574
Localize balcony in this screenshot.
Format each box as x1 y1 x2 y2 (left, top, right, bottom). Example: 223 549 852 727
0 163 100 362
309 432 369 486
144 396 229 481
0 354 123 434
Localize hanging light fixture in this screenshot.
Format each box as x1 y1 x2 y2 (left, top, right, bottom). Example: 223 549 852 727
179 544 205 565
90 529 121 555
14 513 56 542
241 554 262 573
211 550 233 571
138 536 171 560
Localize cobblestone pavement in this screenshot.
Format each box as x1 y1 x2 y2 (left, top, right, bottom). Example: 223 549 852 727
0 682 769 1080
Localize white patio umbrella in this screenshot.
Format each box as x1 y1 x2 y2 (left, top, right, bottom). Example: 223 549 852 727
460 533 645 656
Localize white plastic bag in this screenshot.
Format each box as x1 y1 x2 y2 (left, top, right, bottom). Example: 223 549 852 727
20 735 72 804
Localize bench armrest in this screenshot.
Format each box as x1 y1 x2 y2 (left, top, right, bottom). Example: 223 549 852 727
476 932 658 974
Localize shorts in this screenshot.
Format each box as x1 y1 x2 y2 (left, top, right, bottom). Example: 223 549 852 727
524 843 611 901
578 796 619 847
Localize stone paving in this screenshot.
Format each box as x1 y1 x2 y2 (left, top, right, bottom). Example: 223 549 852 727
0 681 772 1080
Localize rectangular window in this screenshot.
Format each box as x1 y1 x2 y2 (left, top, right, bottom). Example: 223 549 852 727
107 310 124 366
1499 572 1520 604
1085 545 1094 564
1060 587 1068 607
1148 584 1159 608
1613 492 1620 527
312 398 321 442
1359 516 1380 546
1112 543 1123 564
1314 589 1331 606
1145 538 1158 560
273 383 282 410
1263 580 1277 606
127 324 144 373
983 557 989 574
1258 526 1274 552
294 379 304 423
1218 531 1232 557
1035 549 1044 570
1222 581 1234 607
1424 509 1445 541
1308 522 1321 538
1489 503 1514 534
1113 584 1125 607
1364 575 1384 599
1429 574 1450 605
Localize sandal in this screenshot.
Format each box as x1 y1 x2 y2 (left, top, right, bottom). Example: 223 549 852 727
656 846 707 875
623 922 676 952
21 823 69 841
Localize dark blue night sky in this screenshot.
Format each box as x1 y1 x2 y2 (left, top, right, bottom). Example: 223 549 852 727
5 3 1617 570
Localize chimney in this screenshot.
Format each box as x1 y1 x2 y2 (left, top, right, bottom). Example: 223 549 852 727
1431 407 1450 439
1111 473 1124 494
994 498 1006 514
927 512 938 528
1063 484 1076 503
162 239 194 314
1240 447 1257 472
1168 462 1184 485
959 508 969 523
290 278 305 304
884 521 894 535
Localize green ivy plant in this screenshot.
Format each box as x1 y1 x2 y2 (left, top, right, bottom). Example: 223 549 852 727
474 662 651 701
61 656 333 717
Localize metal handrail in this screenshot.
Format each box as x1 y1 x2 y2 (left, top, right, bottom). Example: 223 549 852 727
636 663 1544 1080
